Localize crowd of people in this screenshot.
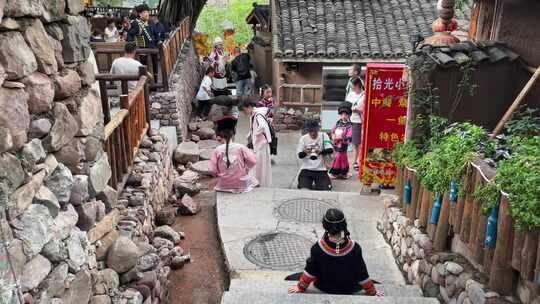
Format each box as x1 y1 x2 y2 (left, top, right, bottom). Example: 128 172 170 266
89 4 169 48
202 59 365 194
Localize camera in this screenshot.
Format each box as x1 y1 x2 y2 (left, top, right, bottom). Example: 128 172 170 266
306 144 320 160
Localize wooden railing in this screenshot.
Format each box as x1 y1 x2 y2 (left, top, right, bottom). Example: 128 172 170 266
91 43 162 90
159 17 190 91
96 66 150 124
278 84 322 107
90 17 191 92
395 161 540 295
100 69 150 191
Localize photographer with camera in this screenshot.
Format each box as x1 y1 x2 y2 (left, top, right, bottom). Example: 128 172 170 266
296 119 334 191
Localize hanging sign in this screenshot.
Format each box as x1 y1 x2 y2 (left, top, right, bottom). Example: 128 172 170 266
359 63 408 187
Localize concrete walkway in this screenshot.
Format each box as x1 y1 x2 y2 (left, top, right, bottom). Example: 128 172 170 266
217 188 404 285
235 112 365 191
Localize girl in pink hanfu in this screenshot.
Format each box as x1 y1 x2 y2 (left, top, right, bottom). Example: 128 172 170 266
329 104 353 179
209 116 259 193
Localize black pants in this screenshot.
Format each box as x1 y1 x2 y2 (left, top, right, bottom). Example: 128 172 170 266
298 169 332 191
196 100 211 118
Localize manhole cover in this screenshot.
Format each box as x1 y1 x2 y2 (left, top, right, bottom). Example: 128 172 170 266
243 232 312 270
275 198 336 222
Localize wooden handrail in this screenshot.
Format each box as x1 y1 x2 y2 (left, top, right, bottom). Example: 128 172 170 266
104 110 128 139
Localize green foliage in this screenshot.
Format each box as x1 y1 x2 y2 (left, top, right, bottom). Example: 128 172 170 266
195 0 265 47
505 107 540 137
415 120 488 197
393 141 421 168
474 136 540 230
474 182 500 214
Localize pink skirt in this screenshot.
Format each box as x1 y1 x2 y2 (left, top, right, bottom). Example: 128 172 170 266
329 152 349 176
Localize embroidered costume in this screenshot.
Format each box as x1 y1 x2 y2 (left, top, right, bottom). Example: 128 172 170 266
296 235 376 295
329 106 353 177
256 97 274 120
295 209 378 296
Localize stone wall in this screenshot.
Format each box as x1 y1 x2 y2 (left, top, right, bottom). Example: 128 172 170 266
150 42 203 142
274 107 320 131
0 2 182 304
378 199 521 304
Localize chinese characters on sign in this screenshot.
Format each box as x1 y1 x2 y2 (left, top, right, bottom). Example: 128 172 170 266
359 63 408 187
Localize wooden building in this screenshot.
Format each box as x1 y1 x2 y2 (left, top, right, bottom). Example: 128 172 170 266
246 3 273 90
269 0 471 108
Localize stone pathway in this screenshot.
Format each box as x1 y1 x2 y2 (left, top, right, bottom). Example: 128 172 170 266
214 114 440 303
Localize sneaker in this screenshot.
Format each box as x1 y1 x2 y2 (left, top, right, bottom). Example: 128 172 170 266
353 163 359 171
329 173 337 179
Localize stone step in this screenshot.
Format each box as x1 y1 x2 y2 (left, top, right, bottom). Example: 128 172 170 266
228 279 424 298
221 291 440 304
150 119 160 130
159 126 178 149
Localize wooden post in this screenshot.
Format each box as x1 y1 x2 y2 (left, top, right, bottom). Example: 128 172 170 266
491 67 540 138
158 42 169 91
434 193 451 251
461 169 478 243
512 231 525 271
407 172 420 220
121 80 129 96
397 166 404 207
419 188 431 228
120 95 132 165
520 229 539 281
489 196 514 295
416 186 424 219
140 66 151 128
473 213 487 263
427 195 436 240
99 80 111 124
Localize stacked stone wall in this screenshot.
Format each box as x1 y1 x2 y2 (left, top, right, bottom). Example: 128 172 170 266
274 107 320 131
378 199 526 304
150 42 203 142
0 2 181 303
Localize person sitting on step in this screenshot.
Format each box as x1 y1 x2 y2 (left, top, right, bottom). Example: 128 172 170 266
289 208 383 296
209 116 259 193
296 119 333 191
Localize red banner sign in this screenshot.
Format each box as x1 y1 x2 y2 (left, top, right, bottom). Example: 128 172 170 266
359 63 408 187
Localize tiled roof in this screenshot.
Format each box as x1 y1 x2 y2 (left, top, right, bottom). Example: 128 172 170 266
417 41 520 68
247 4 271 30
274 0 472 61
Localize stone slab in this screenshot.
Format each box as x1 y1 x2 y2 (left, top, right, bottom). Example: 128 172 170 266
221 291 439 304
160 126 178 150
228 279 423 298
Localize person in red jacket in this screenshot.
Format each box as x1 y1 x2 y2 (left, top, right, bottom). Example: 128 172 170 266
289 208 383 296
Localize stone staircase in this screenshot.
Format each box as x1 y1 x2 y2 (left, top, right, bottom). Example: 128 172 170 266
221 279 439 303
216 188 441 304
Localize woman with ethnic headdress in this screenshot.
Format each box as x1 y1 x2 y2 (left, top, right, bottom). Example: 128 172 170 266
209 116 259 193
289 208 382 296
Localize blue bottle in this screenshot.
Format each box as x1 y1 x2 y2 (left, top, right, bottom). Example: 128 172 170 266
430 194 443 224
449 180 458 204
404 180 412 205
485 206 499 249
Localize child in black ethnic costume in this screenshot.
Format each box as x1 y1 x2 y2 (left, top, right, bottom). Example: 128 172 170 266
329 104 353 179
289 208 382 296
